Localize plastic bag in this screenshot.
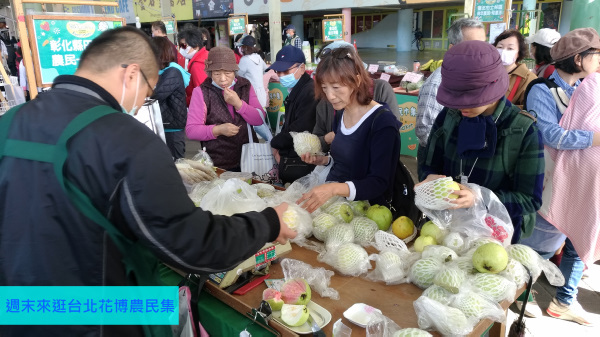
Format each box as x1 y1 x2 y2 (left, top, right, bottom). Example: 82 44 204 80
290 131 323 156
333 318 352 337
506 244 565 286
282 204 313 246
188 179 225 206
199 179 266 216
391 328 432 337
433 264 466 294
280 258 339 300
175 160 218 186
312 212 339 242
366 312 402 337
191 147 214 167
421 245 459 263
366 249 410 285
321 242 371 276
413 296 475 336
470 273 517 303
450 289 505 323
422 284 454 306
409 257 443 289
219 171 253 183
253 183 276 198
323 200 354 223
280 173 322 204
351 217 379 246
500 258 528 288
324 223 355 251
417 182 514 246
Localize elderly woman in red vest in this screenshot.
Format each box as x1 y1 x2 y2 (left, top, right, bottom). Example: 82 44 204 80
186 47 267 171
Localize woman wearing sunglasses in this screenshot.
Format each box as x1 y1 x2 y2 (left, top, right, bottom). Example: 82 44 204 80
297 47 401 212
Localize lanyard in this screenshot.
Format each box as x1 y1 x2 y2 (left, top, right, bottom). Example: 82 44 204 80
457 108 504 184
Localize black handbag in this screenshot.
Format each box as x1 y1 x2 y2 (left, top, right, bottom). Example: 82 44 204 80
278 156 315 184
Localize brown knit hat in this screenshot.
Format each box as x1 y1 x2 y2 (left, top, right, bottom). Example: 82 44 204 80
205 46 239 72
551 28 600 62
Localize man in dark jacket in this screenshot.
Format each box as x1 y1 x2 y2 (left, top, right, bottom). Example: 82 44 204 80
0 27 296 337
268 45 319 183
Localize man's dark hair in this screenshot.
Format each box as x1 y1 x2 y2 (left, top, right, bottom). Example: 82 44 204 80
493 29 527 63
152 36 175 69
532 42 553 66
555 48 597 74
151 21 167 35
78 26 159 79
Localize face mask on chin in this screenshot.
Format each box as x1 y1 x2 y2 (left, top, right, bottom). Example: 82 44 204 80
120 71 141 116
497 48 517 66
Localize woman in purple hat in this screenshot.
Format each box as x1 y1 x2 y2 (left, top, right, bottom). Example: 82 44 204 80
418 40 544 244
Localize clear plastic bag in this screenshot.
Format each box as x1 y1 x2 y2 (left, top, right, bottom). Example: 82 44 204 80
366 249 410 285
500 258 528 288
312 212 339 242
280 173 322 204
321 242 371 276
417 182 514 246
422 284 454 306
373 231 410 255
409 257 443 289
281 204 313 246
506 244 565 286
433 264 466 294
325 223 355 252
470 273 517 303
280 258 340 300
290 131 324 156
391 328 432 337
199 179 266 216
188 179 225 206
351 217 379 246
414 296 474 336
421 245 459 263
366 312 402 337
450 288 505 323
191 147 214 167
333 318 352 337
324 200 354 223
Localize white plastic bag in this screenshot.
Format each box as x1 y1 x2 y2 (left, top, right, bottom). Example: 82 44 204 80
413 296 475 336
366 249 410 285
290 131 323 156
281 204 313 246
321 242 371 276
366 312 402 337
450 289 505 323
506 244 565 286
199 179 266 216
280 258 340 300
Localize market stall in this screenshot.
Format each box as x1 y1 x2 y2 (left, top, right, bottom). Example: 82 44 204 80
200 242 523 336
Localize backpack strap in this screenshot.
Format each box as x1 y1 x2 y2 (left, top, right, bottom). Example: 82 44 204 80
523 77 558 111
507 76 522 102
501 107 536 178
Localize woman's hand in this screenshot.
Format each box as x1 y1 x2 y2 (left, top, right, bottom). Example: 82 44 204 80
297 184 342 213
223 87 243 110
414 174 446 188
300 153 329 166
213 123 240 137
324 131 335 144
449 183 475 209
272 148 280 163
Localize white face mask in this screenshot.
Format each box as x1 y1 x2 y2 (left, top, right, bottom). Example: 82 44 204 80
497 48 517 66
180 46 197 60
120 71 141 116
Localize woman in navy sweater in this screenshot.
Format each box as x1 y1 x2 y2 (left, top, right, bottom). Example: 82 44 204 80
297 47 401 212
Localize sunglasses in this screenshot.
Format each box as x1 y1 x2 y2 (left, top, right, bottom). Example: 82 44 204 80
320 47 353 59
121 64 156 98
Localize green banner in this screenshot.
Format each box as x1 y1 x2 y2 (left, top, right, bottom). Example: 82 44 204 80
228 17 246 36
30 18 123 84
323 19 343 42
396 94 418 157
473 0 507 23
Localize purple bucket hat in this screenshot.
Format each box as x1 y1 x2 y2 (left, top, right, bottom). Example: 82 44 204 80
437 40 509 109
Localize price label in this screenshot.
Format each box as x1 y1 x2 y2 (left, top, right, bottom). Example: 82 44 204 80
403 72 424 83
368 64 379 73
380 73 391 82
255 246 277 267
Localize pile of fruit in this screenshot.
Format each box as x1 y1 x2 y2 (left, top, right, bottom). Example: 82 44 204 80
419 59 443 72
407 221 559 335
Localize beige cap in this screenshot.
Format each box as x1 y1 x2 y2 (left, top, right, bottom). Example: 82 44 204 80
551 28 600 62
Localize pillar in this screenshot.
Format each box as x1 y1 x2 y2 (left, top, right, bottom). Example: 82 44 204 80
558 0 573 36
268 0 283 62
464 0 474 17
342 8 351 43
570 0 600 31
160 0 175 43
291 14 304 41
397 9 413 52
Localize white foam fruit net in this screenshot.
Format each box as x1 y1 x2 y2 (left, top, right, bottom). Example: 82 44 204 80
415 177 458 211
